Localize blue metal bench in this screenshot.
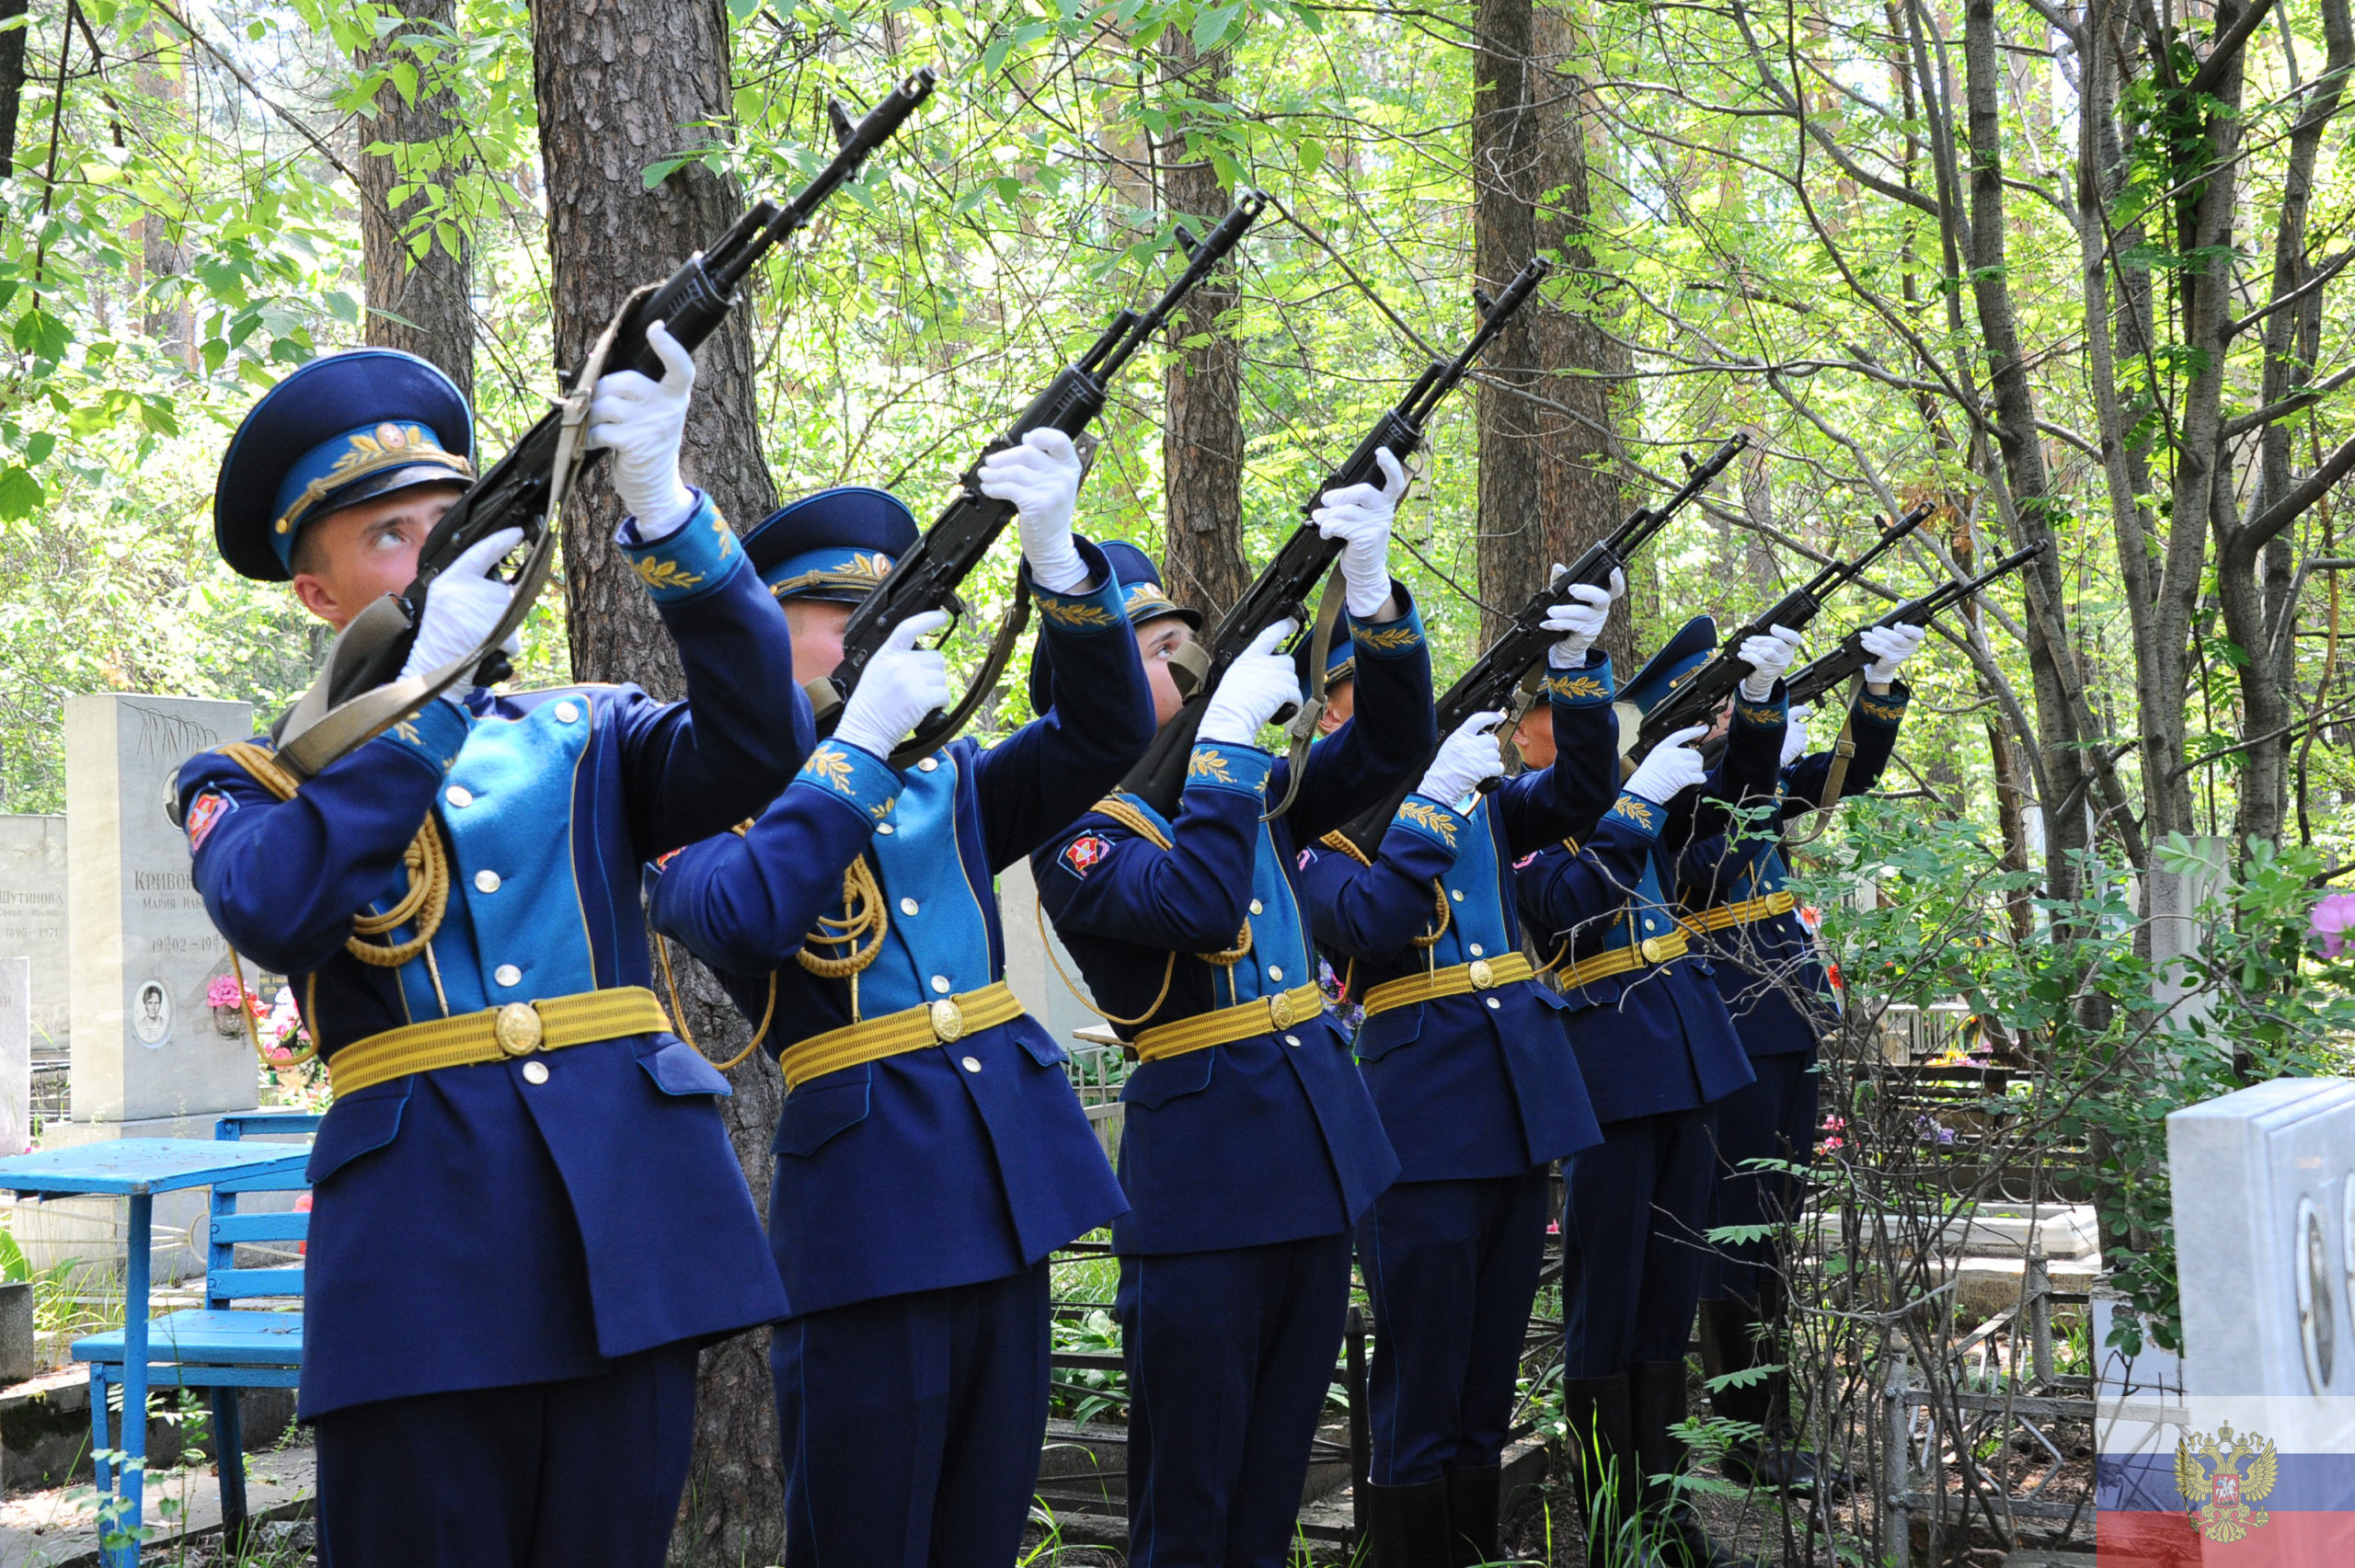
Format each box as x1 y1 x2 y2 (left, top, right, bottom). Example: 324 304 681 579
73 1114 319 1545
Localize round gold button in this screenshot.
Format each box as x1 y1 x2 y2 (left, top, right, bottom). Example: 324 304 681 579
494 1002 543 1056
1467 958 1495 990
931 999 965 1042
475 869 501 893
521 1060 550 1085
1639 936 1667 964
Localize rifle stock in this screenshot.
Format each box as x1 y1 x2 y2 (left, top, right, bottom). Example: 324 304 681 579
809 192 1270 762
1120 258 1555 818
1325 432 1749 856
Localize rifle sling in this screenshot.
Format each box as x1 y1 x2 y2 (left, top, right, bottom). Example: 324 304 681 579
889 576 1033 769
1262 564 1347 822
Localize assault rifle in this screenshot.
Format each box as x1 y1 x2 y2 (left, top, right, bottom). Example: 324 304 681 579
809 191 1269 764
1626 501 1934 764
1120 256 1554 819
270 72 936 780
1783 541 2046 707
1324 432 1747 857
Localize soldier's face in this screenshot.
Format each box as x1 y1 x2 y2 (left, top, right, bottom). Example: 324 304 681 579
1315 680 1354 736
289 484 466 631
784 600 855 683
1134 616 1195 727
1514 707 1557 769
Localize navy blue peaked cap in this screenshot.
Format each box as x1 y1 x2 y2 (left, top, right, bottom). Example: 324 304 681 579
1619 614 1718 718
742 486 919 604
1028 538 1193 713
214 349 477 582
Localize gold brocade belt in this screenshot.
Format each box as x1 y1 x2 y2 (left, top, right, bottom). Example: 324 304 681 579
1133 983 1326 1064
1359 952 1536 1018
328 987 672 1096
778 981 1023 1091
1554 931 1690 992
1679 889 1799 935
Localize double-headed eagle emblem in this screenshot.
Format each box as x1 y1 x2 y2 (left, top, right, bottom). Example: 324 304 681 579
2175 1423 2277 1543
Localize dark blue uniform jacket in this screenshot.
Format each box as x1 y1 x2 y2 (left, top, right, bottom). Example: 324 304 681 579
1511 681 1792 1125
177 496 800 1418
1034 588 1436 1255
647 542 1153 1317
1297 654 1621 1182
1675 681 1910 1059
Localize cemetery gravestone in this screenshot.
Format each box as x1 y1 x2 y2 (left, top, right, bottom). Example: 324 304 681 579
0 818 67 1050
0 959 27 1155
65 694 257 1127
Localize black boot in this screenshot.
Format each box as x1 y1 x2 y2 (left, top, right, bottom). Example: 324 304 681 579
1696 1294 1832 1495
1560 1376 1652 1568
1444 1462 1502 1565
1628 1359 1749 1568
1363 1478 1453 1568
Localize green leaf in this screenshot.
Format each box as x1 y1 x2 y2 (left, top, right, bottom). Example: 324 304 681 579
23 432 53 464
0 466 43 521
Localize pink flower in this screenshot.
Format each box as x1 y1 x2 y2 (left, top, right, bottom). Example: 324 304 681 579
2310 892 2355 956
206 975 246 1009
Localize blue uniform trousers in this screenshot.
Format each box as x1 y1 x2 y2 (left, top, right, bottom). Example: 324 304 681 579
314 1341 699 1568
1559 1107 1719 1377
771 1263 1051 1568
1357 1170 1550 1486
1119 1232 1355 1568
1706 1047 1821 1304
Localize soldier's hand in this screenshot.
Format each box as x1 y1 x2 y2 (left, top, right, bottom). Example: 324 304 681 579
1314 447 1407 621
588 318 697 540
1419 711 1507 805
1737 624 1803 700
1543 569 1621 669
1625 723 1710 807
1859 621 1926 685
402 527 523 703
1200 620 1302 747
978 429 1090 594
834 611 952 761
1781 703 1811 769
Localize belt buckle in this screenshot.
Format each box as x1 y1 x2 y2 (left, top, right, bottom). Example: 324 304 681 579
1267 990 1296 1029
1466 957 1495 990
1638 936 1668 966
494 1001 544 1057
930 998 965 1043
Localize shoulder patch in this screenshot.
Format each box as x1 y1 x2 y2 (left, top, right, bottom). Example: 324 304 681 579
1297 848 1315 871
1513 850 1539 870
185 789 236 852
1061 834 1114 877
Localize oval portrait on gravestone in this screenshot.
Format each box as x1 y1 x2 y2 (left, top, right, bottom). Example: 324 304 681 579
133 980 171 1047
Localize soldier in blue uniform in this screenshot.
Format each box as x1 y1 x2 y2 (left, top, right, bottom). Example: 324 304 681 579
178 330 801 1565
1677 621 1923 1492
644 428 1155 1568
1294 574 1623 1566
1511 616 1798 1568
1033 451 1433 1568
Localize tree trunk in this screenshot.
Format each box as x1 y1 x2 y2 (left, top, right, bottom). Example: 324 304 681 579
358 0 476 402
1156 29 1251 620
0 0 26 182
1471 0 1542 654
532 3 786 1560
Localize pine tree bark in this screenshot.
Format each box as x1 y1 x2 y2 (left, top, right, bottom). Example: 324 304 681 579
0 0 26 182
358 0 475 402
531 2 786 1560
1156 29 1251 620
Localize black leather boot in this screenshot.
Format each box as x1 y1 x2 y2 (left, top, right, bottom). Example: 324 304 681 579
1363 1478 1453 1568
1444 1462 1503 1565
1560 1376 1653 1568
1696 1293 1831 1494
1629 1359 1749 1568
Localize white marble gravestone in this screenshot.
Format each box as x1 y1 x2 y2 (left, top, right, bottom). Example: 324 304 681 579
0 816 67 1049
0 959 28 1156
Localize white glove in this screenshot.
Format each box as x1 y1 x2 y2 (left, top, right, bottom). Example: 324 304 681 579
1738 624 1804 701
1543 567 1622 668
402 527 523 705
833 611 952 761
1199 620 1301 747
1419 711 1507 806
1780 704 1811 769
588 318 697 540
1626 724 1710 807
978 429 1089 594
1860 621 1927 684
1313 447 1407 619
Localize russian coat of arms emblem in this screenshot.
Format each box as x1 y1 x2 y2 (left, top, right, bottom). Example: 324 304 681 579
2174 1423 2278 1543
